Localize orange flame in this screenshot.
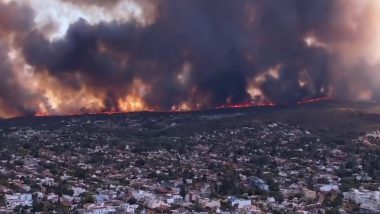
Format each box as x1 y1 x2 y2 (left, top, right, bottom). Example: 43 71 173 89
32 95 335 118
118 95 149 112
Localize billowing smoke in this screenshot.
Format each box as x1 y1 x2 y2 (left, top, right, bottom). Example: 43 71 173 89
0 1 37 117
0 0 379 117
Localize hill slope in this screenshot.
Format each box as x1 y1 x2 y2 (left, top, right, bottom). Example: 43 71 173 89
1 100 380 137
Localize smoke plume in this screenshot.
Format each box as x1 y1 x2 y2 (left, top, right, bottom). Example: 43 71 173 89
0 0 379 117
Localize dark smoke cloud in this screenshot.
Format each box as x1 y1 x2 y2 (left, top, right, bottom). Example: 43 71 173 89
22 0 342 111
0 1 34 33
0 42 35 116
0 1 36 117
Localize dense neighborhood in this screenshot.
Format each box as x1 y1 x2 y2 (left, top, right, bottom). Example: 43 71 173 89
0 110 379 213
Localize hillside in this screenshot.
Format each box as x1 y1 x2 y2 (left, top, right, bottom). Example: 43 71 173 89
1 100 380 137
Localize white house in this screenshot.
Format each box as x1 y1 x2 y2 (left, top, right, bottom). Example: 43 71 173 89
120 203 139 213
199 199 221 209
146 199 169 209
319 184 339 193
39 177 55 186
47 193 59 203
228 196 252 209
93 194 110 203
166 195 183 204
84 204 116 214
72 187 86 197
344 189 380 213
132 190 154 202
5 193 32 210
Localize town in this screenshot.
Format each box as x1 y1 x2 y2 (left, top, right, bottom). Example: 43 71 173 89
0 109 379 214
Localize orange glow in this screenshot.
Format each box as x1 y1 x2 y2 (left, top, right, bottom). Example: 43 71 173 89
216 101 275 109
3 0 379 120
297 97 335 105
171 102 193 112
118 95 149 112
31 96 338 118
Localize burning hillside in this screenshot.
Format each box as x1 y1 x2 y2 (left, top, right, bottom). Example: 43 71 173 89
0 0 380 118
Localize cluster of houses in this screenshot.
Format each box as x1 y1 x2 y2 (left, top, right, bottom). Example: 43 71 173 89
0 113 379 213
344 189 380 213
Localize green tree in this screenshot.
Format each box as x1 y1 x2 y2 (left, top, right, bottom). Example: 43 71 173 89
0 194 5 206
80 192 94 204
180 185 187 199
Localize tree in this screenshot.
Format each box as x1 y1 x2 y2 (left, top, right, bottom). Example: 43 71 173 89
272 192 284 203
325 208 340 214
329 193 343 207
74 168 88 179
345 159 357 169
127 197 137 204
32 201 45 213
135 159 146 167
55 181 74 197
180 185 187 199
0 194 5 206
14 205 29 214
81 192 95 204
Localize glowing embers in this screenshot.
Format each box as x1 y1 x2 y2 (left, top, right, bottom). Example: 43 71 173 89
171 102 192 112
297 97 334 105
216 101 274 110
